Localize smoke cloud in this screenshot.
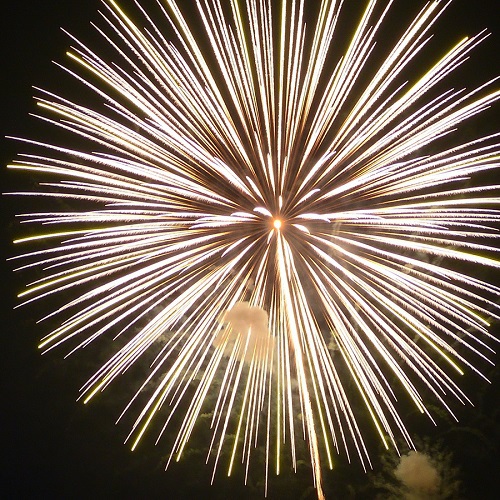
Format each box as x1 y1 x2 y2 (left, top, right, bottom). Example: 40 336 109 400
214 302 274 364
394 451 441 499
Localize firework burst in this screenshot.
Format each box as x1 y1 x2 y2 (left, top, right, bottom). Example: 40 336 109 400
9 0 500 497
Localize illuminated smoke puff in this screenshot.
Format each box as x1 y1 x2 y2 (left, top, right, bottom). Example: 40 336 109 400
215 302 274 364
395 451 441 499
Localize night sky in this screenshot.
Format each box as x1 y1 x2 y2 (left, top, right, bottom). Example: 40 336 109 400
1 1 499 499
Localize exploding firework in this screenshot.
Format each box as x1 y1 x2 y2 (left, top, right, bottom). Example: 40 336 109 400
8 0 500 498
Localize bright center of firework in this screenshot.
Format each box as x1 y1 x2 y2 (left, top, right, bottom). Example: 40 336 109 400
273 219 282 230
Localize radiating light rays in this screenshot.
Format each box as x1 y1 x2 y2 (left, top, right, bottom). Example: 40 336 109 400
8 0 500 498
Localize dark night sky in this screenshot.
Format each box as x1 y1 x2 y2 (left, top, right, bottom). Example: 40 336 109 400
1 1 499 499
